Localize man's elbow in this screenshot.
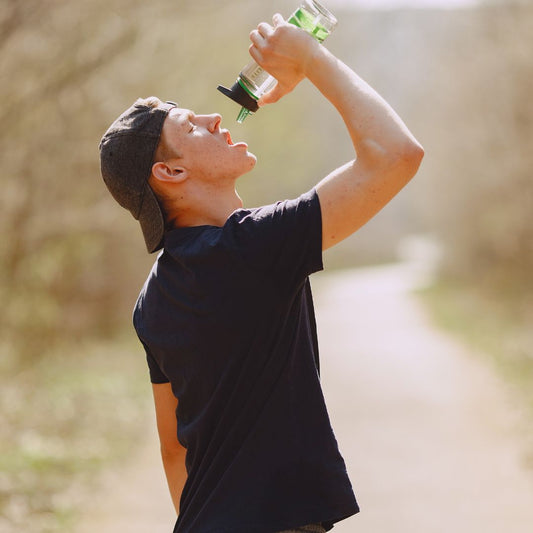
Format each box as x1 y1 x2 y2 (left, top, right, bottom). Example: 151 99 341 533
390 139 424 182
160 441 187 460
360 137 424 177
406 139 424 168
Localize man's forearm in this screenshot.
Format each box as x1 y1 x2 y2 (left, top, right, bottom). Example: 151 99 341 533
305 45 422 164
309 44 423 249
161 448 188 515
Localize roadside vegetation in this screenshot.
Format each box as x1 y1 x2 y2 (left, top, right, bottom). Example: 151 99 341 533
419 277 533 472
0 335 150 532
421 281 532 410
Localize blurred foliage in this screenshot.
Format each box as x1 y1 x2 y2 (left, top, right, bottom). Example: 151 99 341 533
1 0 143 363
421 280 533 394
396 2 533 299
0 335 149 532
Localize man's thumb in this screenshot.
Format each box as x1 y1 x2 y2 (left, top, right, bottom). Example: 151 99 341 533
258 83 285 106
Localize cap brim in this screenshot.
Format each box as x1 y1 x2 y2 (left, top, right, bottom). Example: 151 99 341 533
138 183 165 253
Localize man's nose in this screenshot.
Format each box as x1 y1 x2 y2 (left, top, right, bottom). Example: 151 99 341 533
202 113 221 133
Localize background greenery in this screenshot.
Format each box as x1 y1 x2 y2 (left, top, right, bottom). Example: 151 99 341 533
1 0 531 531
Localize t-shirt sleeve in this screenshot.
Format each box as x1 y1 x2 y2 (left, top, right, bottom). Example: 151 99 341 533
143 340 170 384
227 188 323 286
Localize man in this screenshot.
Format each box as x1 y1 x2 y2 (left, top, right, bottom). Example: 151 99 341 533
99 13 423 533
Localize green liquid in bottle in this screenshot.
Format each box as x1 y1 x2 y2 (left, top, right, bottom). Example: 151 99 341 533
288 8 330 43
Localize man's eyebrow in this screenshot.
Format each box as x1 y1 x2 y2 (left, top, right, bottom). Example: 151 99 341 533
174 110 194 129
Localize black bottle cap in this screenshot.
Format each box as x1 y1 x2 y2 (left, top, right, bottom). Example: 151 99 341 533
217 81 259 113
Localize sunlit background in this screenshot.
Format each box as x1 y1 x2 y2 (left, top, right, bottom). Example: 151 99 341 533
1 0 532 531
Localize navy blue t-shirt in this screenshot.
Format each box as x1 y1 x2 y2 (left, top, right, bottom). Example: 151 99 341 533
133 189 359 533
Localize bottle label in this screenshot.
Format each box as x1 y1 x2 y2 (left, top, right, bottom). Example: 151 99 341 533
246 63 266 83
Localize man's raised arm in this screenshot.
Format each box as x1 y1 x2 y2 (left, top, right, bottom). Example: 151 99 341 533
250 15 424 250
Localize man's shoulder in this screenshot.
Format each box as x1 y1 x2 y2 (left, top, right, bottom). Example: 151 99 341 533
226 188 319 226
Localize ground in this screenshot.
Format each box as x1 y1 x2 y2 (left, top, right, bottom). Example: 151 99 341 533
78 263 533 533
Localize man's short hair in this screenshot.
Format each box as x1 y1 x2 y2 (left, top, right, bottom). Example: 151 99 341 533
99 97 177 253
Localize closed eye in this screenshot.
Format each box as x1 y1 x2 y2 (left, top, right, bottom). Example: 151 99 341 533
188 111 197 133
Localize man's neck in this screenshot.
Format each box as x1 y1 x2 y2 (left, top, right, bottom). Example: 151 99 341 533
166 186 243 229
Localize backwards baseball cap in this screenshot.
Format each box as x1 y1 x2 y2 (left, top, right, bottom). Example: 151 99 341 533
99 97 177 253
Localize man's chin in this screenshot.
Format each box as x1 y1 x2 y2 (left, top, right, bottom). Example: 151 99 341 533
244 151 258 170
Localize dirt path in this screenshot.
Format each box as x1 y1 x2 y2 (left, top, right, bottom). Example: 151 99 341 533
78 264 533 533
315 264 533 532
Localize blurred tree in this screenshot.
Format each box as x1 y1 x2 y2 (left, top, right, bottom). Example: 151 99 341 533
423 3 533 299
0 0 142 363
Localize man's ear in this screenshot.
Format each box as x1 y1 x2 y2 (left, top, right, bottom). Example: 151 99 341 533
151 161 188 184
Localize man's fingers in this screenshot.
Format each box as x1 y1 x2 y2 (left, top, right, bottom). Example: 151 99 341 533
257 22 273 38
272 13 284 27
251 14 285 53
249 28 263 46
248 42 263 64
250 12 302 107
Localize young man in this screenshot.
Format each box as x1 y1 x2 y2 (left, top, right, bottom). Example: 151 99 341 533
99 14 423 533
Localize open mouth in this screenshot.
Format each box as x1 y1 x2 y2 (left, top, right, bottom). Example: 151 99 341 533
223 128 247 149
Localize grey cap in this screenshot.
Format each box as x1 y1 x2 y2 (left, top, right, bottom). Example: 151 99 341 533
99 98 177 253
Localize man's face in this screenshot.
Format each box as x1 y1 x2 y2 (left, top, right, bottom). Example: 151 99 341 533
160 107 257 183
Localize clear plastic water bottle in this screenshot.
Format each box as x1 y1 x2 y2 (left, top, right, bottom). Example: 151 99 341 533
217 0 338 123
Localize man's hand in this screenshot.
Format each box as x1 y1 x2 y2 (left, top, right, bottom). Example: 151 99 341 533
248 13 320 106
